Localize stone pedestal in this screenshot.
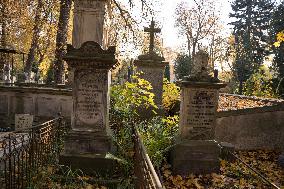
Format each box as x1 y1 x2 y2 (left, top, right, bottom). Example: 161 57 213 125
59 41 117 174
171 140 220 175
172 81 226 175
134 54 168 111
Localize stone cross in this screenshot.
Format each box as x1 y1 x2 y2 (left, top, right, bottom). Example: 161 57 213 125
144 18 161 54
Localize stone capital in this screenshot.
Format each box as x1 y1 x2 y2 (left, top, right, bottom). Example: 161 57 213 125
64 41 118 70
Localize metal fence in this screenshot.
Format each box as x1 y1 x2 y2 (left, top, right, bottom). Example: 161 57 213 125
0 117 67 189
133 125 164 189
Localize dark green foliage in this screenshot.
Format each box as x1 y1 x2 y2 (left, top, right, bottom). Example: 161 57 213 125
271 2 284 97
173 54 193 80
229 0 275 94
164 64 170 81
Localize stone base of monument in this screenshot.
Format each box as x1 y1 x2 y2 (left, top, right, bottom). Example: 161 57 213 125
171 140 221 175
59 131 117 175
219 142 236 162
59 153 117 175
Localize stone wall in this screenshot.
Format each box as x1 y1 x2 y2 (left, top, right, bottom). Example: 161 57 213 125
0 86 283 150
0 86 72 128
216 95 284 150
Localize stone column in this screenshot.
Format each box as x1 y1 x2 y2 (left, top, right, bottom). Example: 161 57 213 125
60 41 117 173
67 0 106 87
72 0 106 48
134 54 168 108
171 50 226 175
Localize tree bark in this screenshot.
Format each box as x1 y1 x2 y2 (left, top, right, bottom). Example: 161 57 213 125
53 0 72 84
24 0 43 79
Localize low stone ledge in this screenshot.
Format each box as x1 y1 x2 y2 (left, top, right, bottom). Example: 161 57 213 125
0 85 72 96
217 104 284 118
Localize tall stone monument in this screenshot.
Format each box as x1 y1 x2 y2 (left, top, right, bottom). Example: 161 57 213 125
171 50 226 175
60 41 117 173
134 19 168 109
67 0 107 86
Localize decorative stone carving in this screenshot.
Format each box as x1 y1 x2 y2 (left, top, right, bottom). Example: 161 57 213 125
184 50 219 83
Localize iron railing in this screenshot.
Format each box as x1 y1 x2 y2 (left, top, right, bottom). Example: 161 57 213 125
0 117 67 189
133 125 163 189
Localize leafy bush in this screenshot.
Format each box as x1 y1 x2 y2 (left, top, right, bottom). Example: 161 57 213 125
137 116 179 168
109 74 158 186
244 65 278 98
110 75 157 127
162 79 180 116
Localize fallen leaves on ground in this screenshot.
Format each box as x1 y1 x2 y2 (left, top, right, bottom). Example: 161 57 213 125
162 150 284 189
218 95 279 112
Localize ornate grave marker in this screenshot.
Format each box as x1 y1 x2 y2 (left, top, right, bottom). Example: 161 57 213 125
60 41 117 173
171 50 226 175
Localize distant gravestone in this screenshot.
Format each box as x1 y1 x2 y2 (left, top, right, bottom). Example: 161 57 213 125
3 64 11 83
15 114 33 130
134 18 168 110
171 50 227 175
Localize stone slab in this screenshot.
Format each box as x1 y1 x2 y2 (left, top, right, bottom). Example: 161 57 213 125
63 131 112 155
179 87 219 140
59 153 117 175
171 140 220 175
15 114 33 130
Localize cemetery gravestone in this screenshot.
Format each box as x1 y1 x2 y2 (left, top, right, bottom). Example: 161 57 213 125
134 19 168 109
171 50 226 175
60 41 117 174
3 64 11 83
15 114 34 130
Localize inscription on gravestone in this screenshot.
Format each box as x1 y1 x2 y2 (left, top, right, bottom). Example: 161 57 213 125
186 89 216 129
15 114 34 130
75 72 106 129
180 87 219 140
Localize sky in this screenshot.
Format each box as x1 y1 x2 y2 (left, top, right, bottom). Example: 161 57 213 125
152 0 233 49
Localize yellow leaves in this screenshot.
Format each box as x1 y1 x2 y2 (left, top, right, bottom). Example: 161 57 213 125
163 150 284 188
163 169 171 178
274 41 281 47
274 30 284 47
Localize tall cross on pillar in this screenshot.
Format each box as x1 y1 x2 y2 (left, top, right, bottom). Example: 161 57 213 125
144 18 161 54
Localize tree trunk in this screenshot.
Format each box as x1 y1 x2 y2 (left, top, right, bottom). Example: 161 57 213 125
53 0 72 84
24 0 43 79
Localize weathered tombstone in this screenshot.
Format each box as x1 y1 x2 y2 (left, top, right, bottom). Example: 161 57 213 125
3 64 11 83
134 19 168 110
59 41 117 174
66 0 106 87
15 114 34 130
171 50 226 175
